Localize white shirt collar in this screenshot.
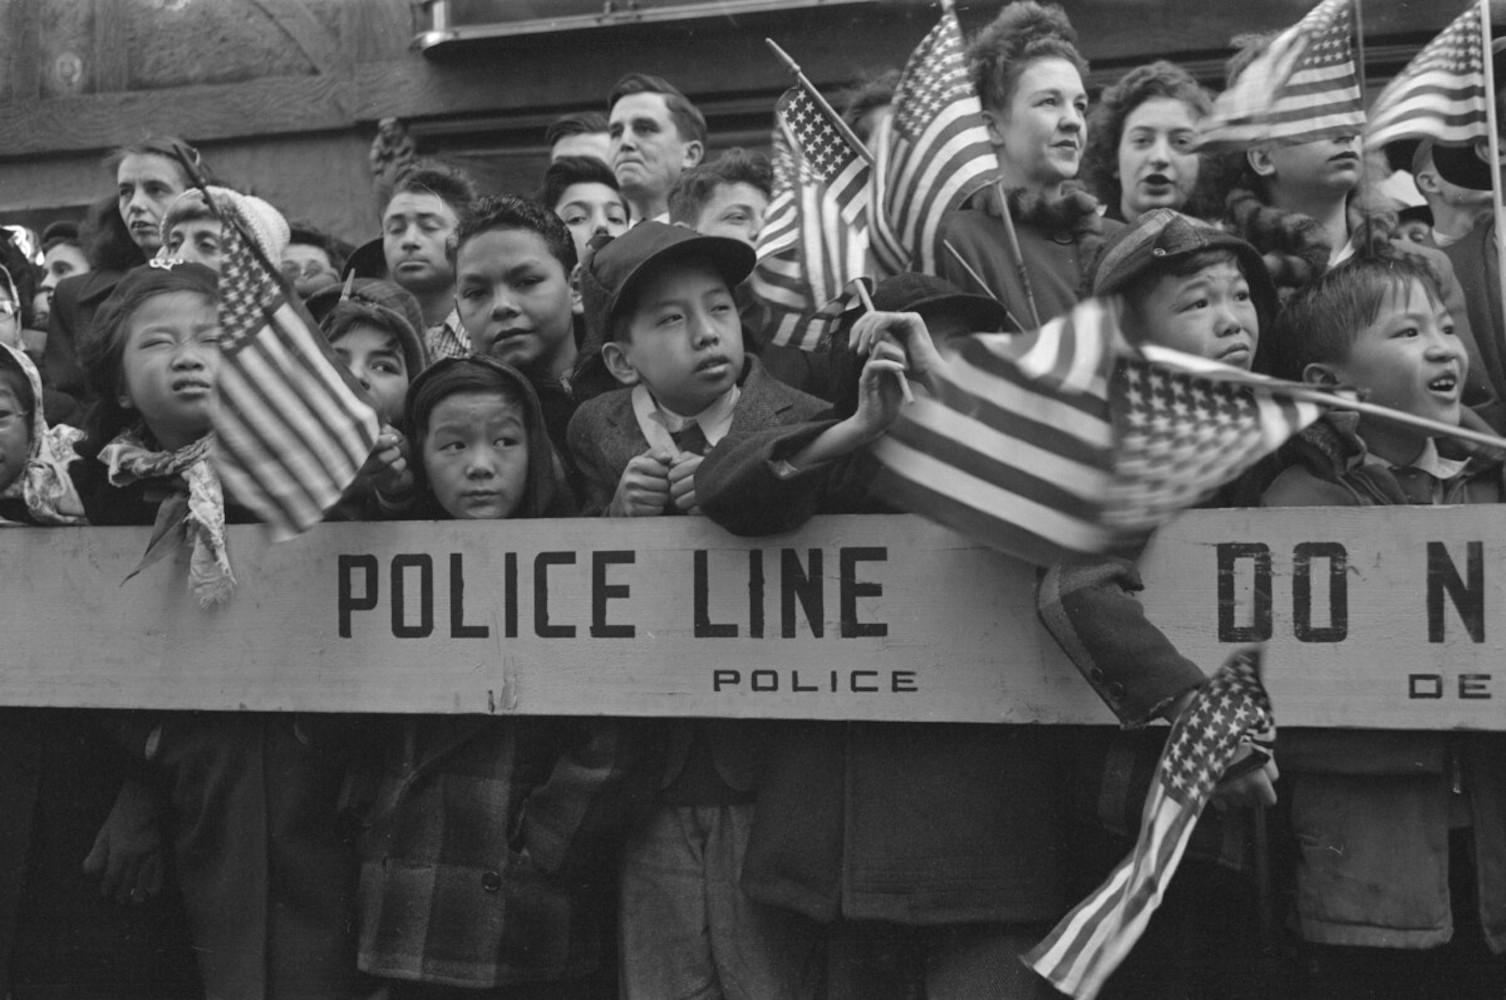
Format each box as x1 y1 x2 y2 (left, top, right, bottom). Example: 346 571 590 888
630 382 741 453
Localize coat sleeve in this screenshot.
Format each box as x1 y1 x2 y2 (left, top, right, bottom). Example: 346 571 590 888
521 719 657 880
1037 556 1206 727
697 419 878 535
564 405 624 517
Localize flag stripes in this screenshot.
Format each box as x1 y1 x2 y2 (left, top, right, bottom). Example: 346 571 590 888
1196 0 1364 152
212 217 380 538
869 9 1000 274
1027 650 1273 1000
750 89 871 350
870 300 1323 567
1366 4 1489 151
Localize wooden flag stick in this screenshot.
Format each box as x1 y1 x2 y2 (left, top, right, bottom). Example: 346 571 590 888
853 280 915 404
1478 0 1506 354
942 242 1024 331
1287 384 1506 452
765 38 875 165
994 178 1043 329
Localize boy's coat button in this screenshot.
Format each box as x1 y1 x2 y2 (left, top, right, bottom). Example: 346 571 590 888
481 871 503 892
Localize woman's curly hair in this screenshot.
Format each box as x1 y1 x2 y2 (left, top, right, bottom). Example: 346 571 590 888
968 1 1088 113
1080 61 1213 219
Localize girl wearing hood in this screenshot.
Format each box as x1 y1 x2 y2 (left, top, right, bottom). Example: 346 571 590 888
350 357 644 998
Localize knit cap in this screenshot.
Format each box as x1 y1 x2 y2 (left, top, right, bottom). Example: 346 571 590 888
310 277 430 379
163 186 291 263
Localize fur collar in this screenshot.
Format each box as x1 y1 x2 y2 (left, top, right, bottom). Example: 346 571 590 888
1005 181 1108 294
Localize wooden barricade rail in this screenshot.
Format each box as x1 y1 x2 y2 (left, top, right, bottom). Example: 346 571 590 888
3 507 1502 729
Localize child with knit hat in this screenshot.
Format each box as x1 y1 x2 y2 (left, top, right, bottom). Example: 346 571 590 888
314 277 432 519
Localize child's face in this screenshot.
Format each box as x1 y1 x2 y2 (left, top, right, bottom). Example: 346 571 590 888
119 291 220 451
333 324 409 426
610 261 744 415
0 376 31 496
422 390 530 519
555 182 628 260
1253 134 1360 198
117 153 188 253
457 228 578 380
0 287 18 350
1316 280 1465 431
383 191 459 296
693 181 769 247
164 218 224 272
1131 259 1259 369
1116 97 1200 221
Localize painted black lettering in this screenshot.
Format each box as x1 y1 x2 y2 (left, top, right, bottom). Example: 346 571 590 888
892 671 918 692
850 670 878 692
534 552 576 638
840 547 888 638
1460 674 1492 699
1409 674 1443 699
752 670 778 692
1292 542 1347 643
591 550 635 638
748 550 765 639
712 669 741 691
693 550 738 637
781 548 824 638
449 553 489 638
504 552 518 638
1217 543 1272 642
1427 541 1484 643
391 554 434 638
337 554 379 638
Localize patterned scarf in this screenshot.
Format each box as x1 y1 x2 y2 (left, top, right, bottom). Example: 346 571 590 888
99 429 235 607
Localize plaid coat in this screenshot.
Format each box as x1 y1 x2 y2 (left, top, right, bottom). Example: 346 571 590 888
355 715 648 988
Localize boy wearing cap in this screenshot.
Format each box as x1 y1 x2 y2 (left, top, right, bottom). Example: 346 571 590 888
568 221 909 999
1036 209 1282 997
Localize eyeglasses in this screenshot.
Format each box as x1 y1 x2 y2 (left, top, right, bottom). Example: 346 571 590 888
280 260 336 281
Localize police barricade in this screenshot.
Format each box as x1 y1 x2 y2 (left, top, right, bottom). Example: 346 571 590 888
2 507 1501 729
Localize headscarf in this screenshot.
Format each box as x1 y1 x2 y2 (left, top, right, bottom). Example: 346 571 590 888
0 342 85 526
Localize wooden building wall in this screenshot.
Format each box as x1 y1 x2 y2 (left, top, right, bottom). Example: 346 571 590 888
0 0 1451 247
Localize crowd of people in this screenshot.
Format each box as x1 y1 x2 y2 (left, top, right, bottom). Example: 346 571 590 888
1 0 1505 997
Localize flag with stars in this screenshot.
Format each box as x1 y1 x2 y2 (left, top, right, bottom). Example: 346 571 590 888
1026 648 1274 1000
212 212 380 539
868 9 1000 275
1195 0 1365 153
1366 3 1490 152
869 299 1322 566
750 86 871 350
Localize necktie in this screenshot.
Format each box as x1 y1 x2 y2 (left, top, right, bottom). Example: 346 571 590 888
671 422 708 456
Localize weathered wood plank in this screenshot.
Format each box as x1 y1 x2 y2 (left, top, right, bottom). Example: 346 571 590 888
0 72 353 157
6 0 43 105
1 509 1503 730
248 0 346 76
91 0 130 94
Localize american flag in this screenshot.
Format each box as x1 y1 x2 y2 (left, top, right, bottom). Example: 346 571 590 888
869 299 1322 566
1366 3 1489 151
868 10 1000 275
1026 648 1274 1000
212 213 381 538
749 86 871 350
1195 0 1365 153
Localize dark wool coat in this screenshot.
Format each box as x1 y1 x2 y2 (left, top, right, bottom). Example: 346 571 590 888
1262 414 1506 951
693 416 1075 926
